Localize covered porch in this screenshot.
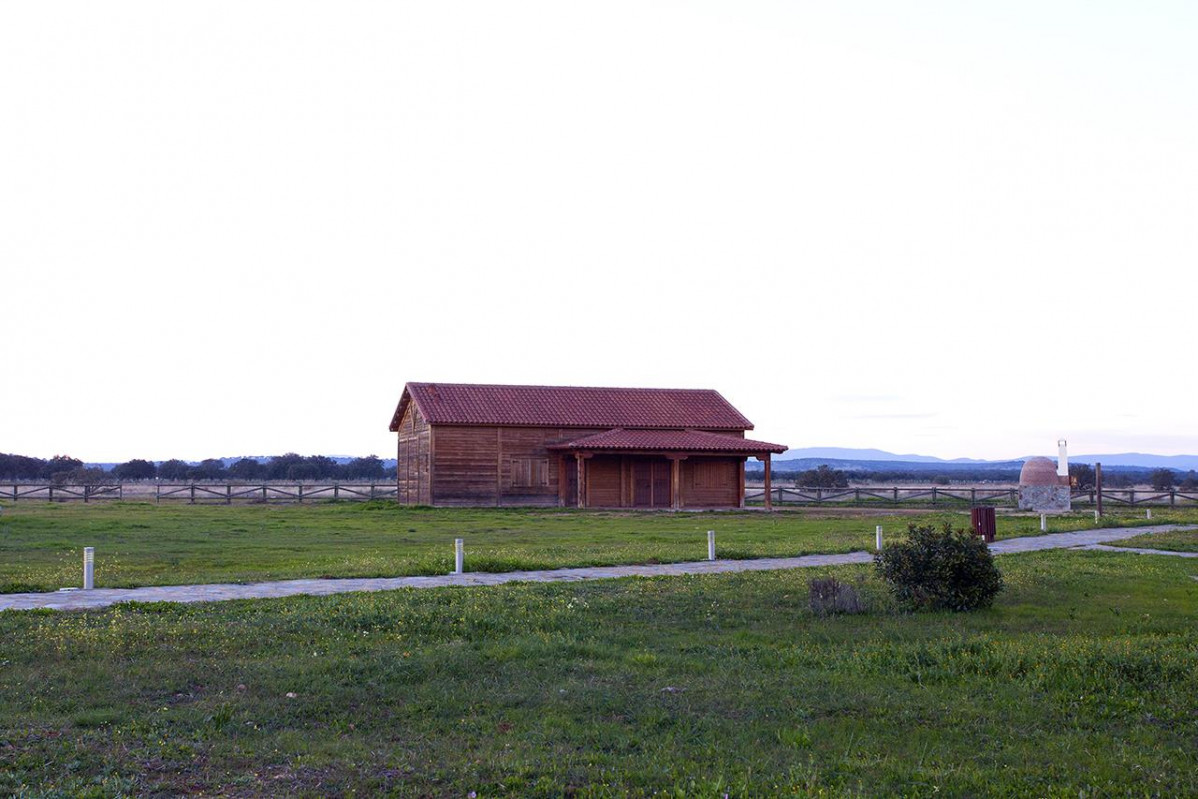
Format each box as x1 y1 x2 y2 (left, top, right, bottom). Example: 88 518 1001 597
549 429 786 510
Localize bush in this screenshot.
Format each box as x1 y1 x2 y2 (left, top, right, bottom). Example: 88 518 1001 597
807 576 864 615
874 523 1004 612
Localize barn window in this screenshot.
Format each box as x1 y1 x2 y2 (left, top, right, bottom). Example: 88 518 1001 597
511 457 550 488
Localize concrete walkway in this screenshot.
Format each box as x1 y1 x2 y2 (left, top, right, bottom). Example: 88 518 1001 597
2 524 1195 613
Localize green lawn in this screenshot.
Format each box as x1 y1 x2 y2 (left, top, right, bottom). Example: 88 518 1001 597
1107 528 1198 553
2 502 1196 593
1 549 1195 797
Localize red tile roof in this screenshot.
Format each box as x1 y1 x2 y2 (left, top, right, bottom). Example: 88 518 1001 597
549 429 787 454
389 382 755 431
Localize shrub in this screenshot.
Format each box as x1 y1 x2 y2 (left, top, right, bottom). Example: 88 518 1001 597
874 523 1004 612
807 576 864 615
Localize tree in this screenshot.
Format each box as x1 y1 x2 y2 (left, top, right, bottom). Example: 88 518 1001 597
228 458 264 480
344 456 385 480
0 453 46 480
1180 471 1198 492
192 458 227 480
796 464 848 488
1150 468 1176 491
113 459 157 480
157 459 192 480
267 453 305 480
42 455 83 483
1069 463 1096 491
303 455 339 480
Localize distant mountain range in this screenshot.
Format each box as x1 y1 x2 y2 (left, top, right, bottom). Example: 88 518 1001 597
748 447 1198 473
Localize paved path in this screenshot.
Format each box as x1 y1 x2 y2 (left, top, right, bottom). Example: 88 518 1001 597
2 524 1195 613
1080 543 1198 558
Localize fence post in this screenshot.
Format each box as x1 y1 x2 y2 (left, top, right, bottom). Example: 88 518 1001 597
298 483 304 503
970 488 976 505
370 484 376 500
1170 490 1175 507
334 484 339 501
48 485 53 503
893 487 899 504
84 484 90 503
156 482 160 504
932 488 937 505
190 484 195 504
227 485 232 505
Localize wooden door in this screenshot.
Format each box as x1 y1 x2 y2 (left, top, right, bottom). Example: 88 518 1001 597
652 461 671 508
633 460 653 507
563 457 578 507
632 458 671 508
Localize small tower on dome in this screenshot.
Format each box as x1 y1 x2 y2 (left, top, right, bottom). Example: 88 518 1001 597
1017 439 1072 512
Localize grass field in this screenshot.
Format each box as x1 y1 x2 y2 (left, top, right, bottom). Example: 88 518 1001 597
2 549 1195 796
1108 528 1198 553
2 502 1197 593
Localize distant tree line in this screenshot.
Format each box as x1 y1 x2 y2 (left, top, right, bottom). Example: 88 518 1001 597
760 461 1197 490
0 452 396 482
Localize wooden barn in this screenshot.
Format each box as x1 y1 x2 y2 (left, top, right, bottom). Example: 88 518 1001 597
388 382 786 509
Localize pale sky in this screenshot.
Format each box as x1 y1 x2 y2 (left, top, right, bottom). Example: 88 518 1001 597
2 1 1196 463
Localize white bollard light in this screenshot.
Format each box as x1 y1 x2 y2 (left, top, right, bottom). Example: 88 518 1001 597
454 538 464 575
1040 514 1047 532
1146 509 1152 520
83 547 94 590
707 530 716 561
875 525 883 551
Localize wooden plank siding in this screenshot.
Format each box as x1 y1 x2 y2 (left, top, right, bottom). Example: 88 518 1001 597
425 426 607 507
680 457 741 507
395 403 432 505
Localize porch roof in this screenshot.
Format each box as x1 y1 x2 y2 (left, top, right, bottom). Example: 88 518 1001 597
548 428 787 455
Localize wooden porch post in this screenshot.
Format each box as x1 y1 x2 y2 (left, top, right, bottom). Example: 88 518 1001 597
762 454 773 511
668 455 684 510
576 453 586 509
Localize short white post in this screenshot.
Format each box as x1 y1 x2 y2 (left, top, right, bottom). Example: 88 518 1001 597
1040 514 1047 532
1146 508 1152 520
454 538 464 575
707 530 715 561
83 547 95 590
875 525 883 551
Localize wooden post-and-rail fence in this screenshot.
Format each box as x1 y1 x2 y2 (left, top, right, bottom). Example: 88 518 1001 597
742 486 1198 508
1 483 1195 507
0 483 398 504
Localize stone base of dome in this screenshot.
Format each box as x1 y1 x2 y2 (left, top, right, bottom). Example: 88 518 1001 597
1018 485 1072 513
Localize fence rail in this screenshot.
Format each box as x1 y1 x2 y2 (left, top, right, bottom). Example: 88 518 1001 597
0 483 398 504
2 483 1195 508
744 486 1198 508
